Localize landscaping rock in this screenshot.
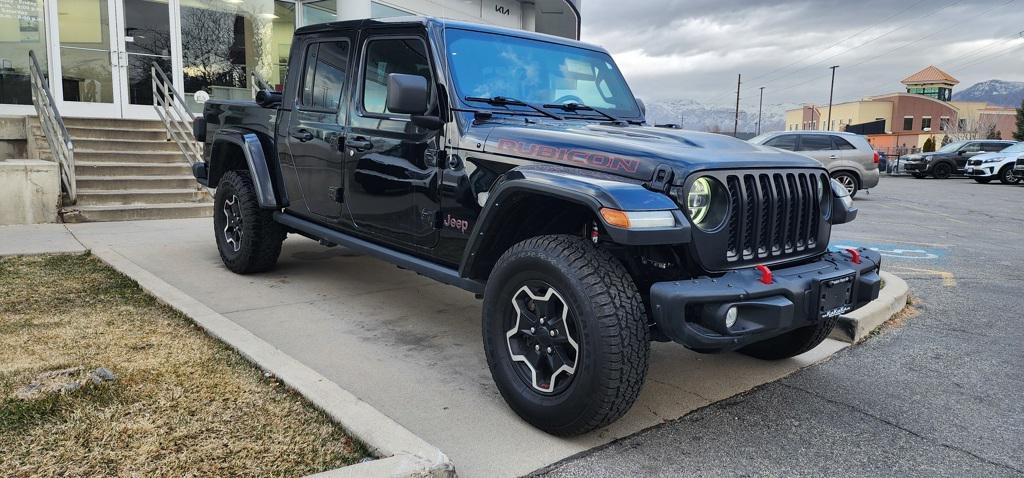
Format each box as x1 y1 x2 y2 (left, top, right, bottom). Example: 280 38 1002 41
12 366 116 400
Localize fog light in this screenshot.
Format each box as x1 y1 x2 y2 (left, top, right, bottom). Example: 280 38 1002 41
725 306 738 329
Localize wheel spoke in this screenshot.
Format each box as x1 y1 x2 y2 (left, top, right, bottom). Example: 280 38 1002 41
505 283 580 394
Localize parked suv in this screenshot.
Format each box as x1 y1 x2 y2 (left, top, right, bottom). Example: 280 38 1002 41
748 131 880 197
901 140 1016 179
191 17 881 436
964 142 1024 184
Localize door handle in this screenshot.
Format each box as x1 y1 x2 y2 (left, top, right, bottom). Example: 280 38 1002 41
346 136 373 151
828 155 838 160
290 128 313 142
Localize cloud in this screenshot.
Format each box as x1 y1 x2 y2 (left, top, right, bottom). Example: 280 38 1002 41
579 0 1024 107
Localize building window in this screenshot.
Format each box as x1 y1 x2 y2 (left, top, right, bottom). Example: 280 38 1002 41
958 118 967 130
301 0 336 26
371 2 413 17
903 117 914 131
0 0 47 106
921 117 932 130
940 117 950 131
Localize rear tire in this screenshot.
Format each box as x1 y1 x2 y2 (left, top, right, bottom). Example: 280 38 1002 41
932 162 953 179
999 165 1021 185
213 171 286 274
482 235 649 436
830 171 859 198
739 315 840 360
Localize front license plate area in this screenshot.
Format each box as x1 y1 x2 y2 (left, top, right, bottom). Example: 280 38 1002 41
817 274 855 319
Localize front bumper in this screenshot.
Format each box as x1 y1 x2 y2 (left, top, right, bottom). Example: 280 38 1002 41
965 165 998 178
902 161 928 173
650 249 881 353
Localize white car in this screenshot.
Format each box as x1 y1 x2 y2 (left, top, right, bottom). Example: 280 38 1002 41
964 142 1024 184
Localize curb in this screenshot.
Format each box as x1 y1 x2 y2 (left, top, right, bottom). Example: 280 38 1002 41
90 247 455 478
830 271 910 343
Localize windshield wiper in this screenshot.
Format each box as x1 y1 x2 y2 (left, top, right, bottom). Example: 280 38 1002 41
464 96 564 120
542 102 630 125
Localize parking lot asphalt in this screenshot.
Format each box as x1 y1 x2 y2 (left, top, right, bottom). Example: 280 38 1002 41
537 176 1024 477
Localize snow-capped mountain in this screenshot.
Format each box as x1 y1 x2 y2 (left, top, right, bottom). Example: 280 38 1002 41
641 98 789 134
952 80 1024 107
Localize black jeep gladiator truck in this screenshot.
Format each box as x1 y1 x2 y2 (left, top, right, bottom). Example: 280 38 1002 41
191 16 882 436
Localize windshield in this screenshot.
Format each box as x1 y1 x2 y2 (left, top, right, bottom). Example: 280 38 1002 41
444 28 642 118
1000 142 1024 153
936 141 968 153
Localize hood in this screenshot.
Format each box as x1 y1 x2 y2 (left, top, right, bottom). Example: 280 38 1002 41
972 151 1015 162
478 121 823 181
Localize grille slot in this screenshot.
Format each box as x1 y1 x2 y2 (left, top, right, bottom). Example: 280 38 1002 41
723 171 824 263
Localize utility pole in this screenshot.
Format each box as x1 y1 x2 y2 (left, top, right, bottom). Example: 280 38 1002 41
733 74 741 136
827 65 839 131
756 86 765 135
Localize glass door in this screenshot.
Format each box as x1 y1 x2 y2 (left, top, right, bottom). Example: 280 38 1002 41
54 0 123 117
117 0 173 118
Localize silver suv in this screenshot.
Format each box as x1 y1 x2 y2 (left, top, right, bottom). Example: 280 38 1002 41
749 131 880 197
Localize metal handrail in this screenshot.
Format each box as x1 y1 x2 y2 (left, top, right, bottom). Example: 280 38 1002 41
28 50 76 204
151 62 203 167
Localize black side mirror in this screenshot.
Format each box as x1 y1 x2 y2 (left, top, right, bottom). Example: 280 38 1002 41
255 90 282 108
386 73 429 115
829 179 857 225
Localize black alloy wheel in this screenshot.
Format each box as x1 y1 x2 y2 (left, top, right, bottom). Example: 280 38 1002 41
932 162 953 179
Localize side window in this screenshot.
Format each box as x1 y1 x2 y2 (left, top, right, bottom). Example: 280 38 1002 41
961 143 982 153
799 135 833 151
764 135 797 151
831 136 856 150
299 40 351 112
982 143 1007 152
362 38 432 115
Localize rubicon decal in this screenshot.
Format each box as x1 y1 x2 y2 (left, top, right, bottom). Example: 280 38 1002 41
495 139 641 174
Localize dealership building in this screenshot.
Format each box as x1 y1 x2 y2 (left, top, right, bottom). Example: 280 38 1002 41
0 0 581 119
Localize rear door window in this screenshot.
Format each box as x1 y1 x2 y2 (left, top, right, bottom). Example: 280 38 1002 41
831 136 857 150
299 40 351 112
799 135 833 151
764 134 797 151
982 143 1009 152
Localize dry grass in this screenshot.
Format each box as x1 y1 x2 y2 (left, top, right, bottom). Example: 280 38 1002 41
0 254 366 477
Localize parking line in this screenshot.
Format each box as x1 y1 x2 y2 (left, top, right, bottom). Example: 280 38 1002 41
887 265 957 287
899 203 968 225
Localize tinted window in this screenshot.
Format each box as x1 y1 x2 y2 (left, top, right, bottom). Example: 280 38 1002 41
799 135 833 151
903 117 914 131
982 143 1009 152
832 136 856 150
961 143 982 153
764 135 797 150
300 41 350 112
362 38 432 115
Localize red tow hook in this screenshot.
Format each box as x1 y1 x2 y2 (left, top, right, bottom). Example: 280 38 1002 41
845 248 862 264
755 264 773 285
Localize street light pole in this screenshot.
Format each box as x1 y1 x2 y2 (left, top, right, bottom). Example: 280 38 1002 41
827 65 839 131
757 86 765 135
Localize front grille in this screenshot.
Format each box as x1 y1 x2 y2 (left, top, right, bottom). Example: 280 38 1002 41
683 169 831 272
722 171 824 262
1016 159 1024 169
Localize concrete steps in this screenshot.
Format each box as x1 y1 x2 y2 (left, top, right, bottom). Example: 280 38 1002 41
29 116 212 222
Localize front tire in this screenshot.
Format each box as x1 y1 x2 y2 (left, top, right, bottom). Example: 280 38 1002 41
482 235 649 436
213 171 286 274
973 178 992 184
999 165 1021 185
830 171 859 198
932 162 953 179
739 314 840 360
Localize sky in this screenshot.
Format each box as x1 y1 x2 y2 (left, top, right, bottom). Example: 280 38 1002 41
578 0 1024 110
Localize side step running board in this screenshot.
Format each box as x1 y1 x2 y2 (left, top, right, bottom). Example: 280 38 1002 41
274 212 484 294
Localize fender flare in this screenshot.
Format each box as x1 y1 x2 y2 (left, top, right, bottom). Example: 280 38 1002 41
208 129 282 208
459 164 690 277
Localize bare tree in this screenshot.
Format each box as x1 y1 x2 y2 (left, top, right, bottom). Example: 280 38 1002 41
945 116 999 142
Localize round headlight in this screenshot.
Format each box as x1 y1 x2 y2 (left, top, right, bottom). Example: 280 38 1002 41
682 176 729 231
687 177 713 224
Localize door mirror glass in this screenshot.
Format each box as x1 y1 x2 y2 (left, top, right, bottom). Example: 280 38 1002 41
386 73 429 115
